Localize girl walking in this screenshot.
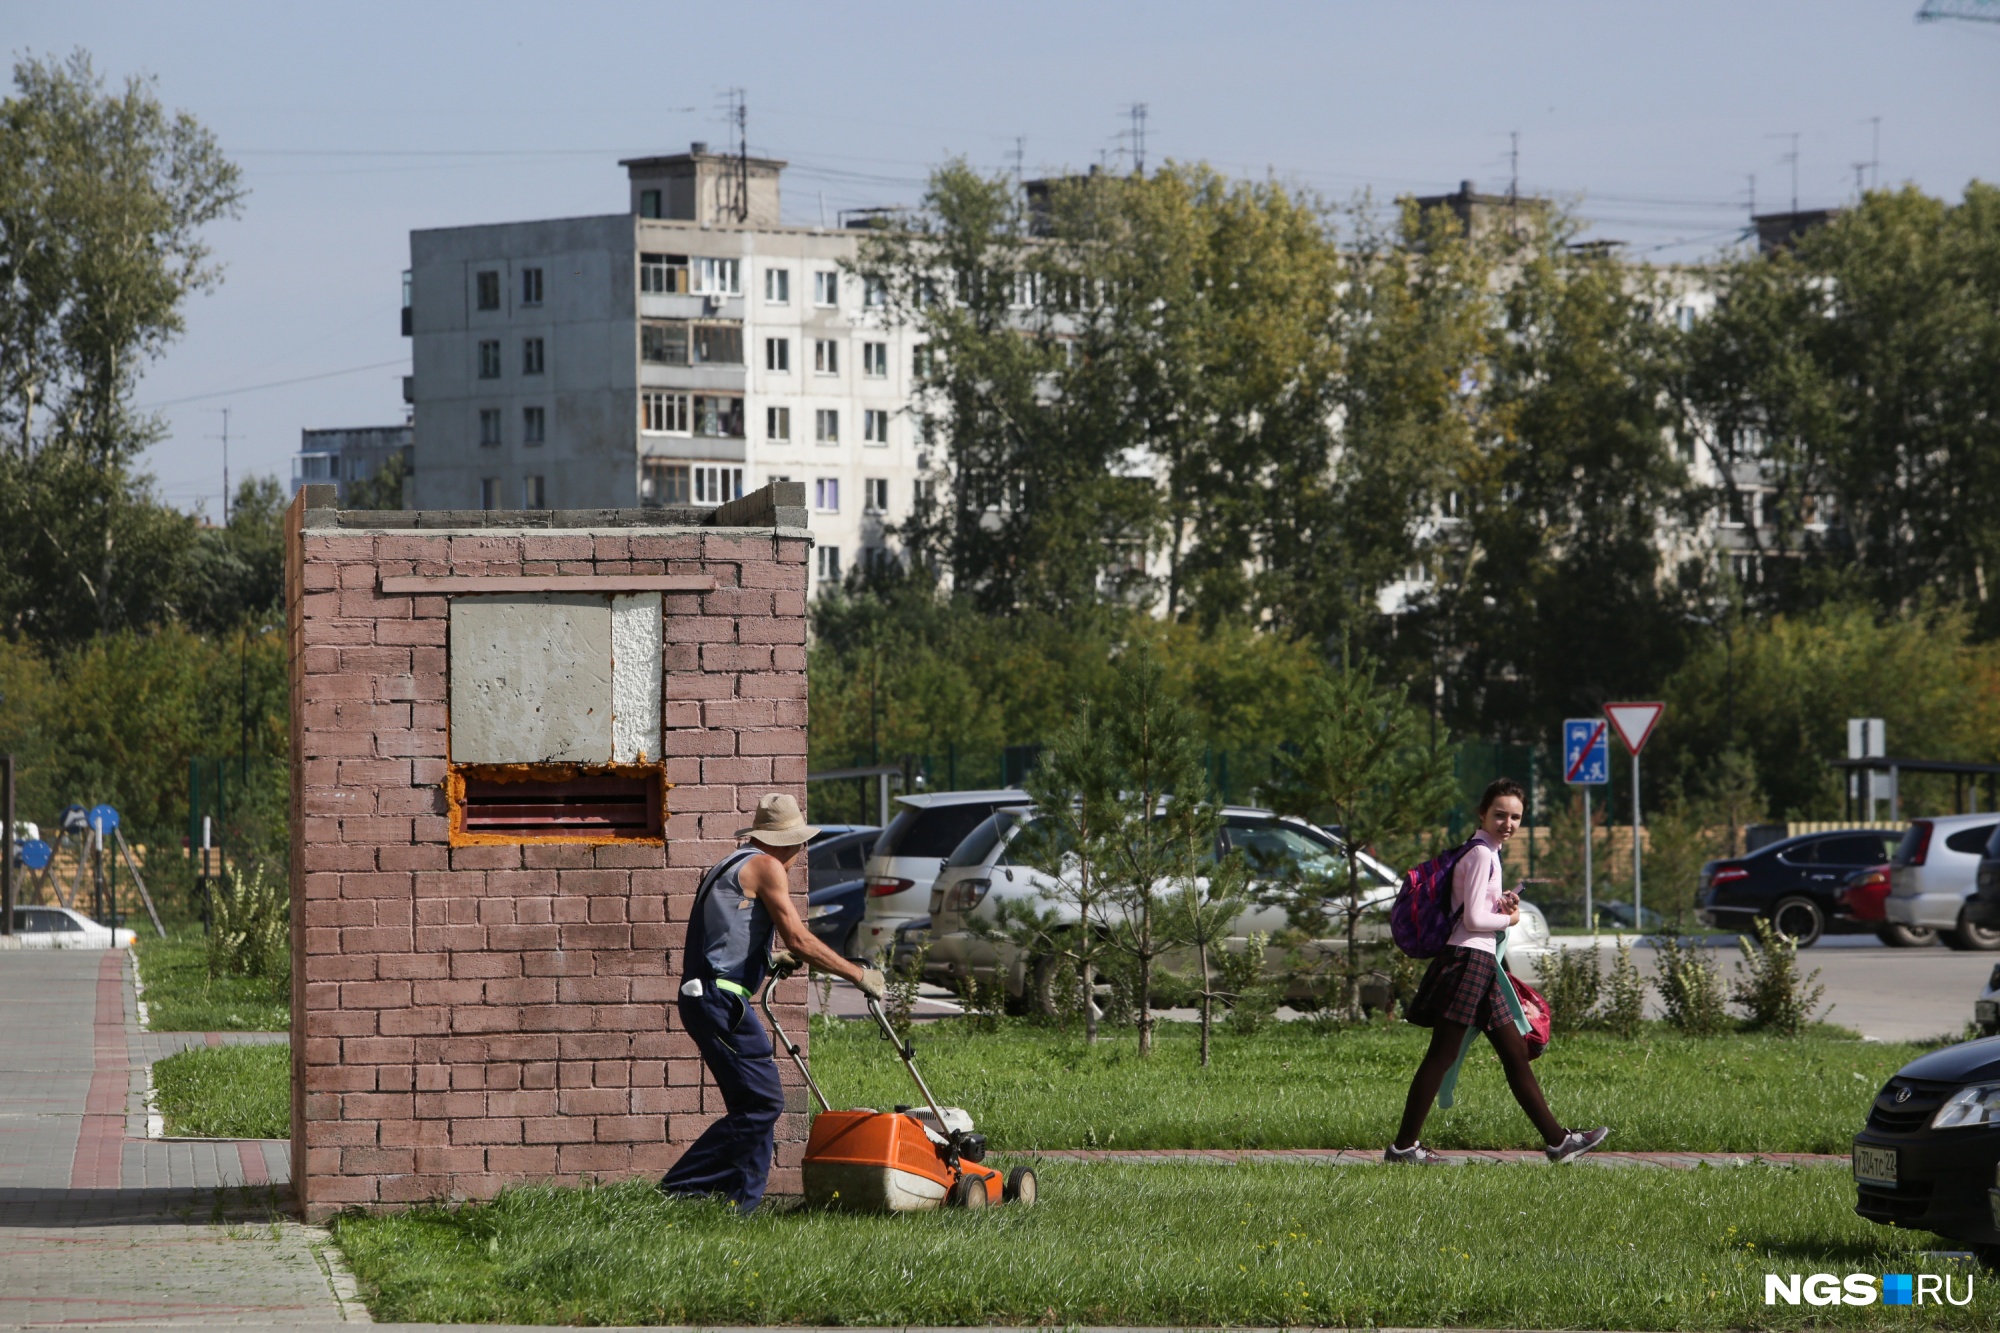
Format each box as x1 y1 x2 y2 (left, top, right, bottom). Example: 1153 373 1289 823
1387 777 1608 1164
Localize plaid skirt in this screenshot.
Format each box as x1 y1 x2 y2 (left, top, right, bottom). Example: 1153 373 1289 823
1404 945 1511 1032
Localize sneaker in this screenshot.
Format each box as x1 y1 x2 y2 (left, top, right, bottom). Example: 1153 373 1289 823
1385 1142 1449 1165
1546 1126 1610 1163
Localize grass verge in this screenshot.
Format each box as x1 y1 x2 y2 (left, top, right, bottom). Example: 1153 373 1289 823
331 1162 1989 1329
810 1016 1919 1153
134 926 288 1032
151 1042 288 1139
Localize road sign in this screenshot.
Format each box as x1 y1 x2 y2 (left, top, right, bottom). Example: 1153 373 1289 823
1563 719 1609 785
15 838 50 871
87 804 119 835
1605 702 1665 755
59 804 88 835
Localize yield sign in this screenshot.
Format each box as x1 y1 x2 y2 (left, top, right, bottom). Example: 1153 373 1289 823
1605 702 1665 755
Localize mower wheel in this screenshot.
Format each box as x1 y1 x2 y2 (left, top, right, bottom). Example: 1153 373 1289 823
1004 1165 1038 1207
948 1175 988 1209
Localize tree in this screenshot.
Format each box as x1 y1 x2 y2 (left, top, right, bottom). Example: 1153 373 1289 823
1161 851 1249 1066
1264 650 1458 1019
0 50 244 464
178 475 285 635
344 451 409 511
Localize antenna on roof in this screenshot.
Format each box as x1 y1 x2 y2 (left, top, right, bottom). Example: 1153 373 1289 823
1122 103 1148 175
720 87 750 223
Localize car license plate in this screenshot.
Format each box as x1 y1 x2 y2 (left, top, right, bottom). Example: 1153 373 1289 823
1978 1000 1999 1025
1854 1144 1898 1187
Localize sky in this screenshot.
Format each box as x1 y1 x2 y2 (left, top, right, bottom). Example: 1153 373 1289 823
9 0 1998 519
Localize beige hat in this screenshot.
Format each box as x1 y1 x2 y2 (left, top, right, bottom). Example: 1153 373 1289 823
736 792 819 847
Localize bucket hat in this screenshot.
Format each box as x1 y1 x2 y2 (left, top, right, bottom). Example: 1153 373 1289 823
736 792 819 846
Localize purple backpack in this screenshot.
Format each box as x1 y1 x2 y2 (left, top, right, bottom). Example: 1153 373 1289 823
1390 838 1476 958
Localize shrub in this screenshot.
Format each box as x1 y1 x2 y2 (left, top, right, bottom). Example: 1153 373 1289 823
1218 932 1278 1036
1602 939 1646 1038
1652 935 1730 1036
1535 945 1602 1034
1732 918 1826 1035
205 867 289 991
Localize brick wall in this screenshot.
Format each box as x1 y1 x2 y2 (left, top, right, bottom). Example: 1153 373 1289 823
285 485 812 1220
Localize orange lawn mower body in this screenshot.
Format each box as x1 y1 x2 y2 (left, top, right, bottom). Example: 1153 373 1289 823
761 967 1034 1212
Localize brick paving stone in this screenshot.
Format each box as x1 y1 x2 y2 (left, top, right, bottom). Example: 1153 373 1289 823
0 948 362 1326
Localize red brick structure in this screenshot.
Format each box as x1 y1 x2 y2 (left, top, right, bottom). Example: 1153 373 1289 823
284 482 812 1220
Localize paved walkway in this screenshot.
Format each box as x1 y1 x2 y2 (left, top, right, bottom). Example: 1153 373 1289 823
0 948 363 1327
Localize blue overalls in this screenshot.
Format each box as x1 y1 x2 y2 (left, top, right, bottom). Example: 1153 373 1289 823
658 846 787 1211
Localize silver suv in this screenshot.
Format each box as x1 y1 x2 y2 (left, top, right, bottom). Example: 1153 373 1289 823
1887 814 2000 951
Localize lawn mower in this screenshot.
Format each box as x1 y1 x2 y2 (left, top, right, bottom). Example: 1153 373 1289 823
762 963 1037 1212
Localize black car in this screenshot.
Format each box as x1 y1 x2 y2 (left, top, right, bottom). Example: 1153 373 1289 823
804 825 878 958
1698 828 1903 947
1852 1035 2000 1263
1968 826 2000 931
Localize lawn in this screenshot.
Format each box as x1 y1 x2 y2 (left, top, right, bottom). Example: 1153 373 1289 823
133 927 289 1032
331 1161 1990 1329
809 1016 1921 1154
151 1042 289 1139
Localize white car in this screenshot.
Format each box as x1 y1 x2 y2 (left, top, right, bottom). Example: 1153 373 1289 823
855 789 1029 963
1887 814 2000 951
7 906 136 948
926 807 1553 1011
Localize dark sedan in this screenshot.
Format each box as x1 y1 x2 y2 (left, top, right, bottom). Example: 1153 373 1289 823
1698 828 1903 947
804 825 878 959
1852 1035 2000 1264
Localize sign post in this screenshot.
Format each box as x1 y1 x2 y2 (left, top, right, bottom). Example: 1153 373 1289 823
1605 703 1665 933
1562 719 1610 932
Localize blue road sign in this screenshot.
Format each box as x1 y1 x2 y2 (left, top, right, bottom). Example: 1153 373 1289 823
15 838 51 870
1563 718 1610 785
87 803 119 834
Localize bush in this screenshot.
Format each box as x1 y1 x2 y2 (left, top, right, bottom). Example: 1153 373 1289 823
1732 918 1827 1035
206 867 290 992
1219 932 1278 1036
1602 940 1645 1039
1652 935 1730 1036
1534 945 1602 1034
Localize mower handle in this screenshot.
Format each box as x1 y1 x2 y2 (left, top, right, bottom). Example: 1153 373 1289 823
759 963 831 1113
864 994 952 1133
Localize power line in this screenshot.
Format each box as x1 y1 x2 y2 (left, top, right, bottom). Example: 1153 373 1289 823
138 358 409 410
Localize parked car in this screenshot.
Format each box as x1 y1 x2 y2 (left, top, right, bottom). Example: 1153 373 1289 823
926 806 1554 1012
1852 1035 2000 1264
855 790 1029 963
1835 862 1935 944
1975 963 2000 1037
803 824 878 958
7 906 135 948
1888 814 2000 951
1697 828 1905 947
1964 826 2000 941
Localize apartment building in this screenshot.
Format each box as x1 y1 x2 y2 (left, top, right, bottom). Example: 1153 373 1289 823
292 424 412 505
404 145 926 590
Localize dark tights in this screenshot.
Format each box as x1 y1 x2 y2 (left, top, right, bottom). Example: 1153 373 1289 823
1394 1018 1563 1149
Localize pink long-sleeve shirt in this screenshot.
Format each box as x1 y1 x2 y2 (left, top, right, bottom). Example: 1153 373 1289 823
1446 828 1513 954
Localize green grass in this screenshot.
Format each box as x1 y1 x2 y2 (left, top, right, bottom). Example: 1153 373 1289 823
151 1041 289 1139
810 1017 1920 1153
134 927 288 1032
331 1162 1991 1328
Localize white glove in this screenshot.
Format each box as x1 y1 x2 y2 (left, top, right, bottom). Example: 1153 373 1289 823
856 968 887 1001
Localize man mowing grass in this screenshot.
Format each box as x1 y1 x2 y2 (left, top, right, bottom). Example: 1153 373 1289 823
659 793 886 1212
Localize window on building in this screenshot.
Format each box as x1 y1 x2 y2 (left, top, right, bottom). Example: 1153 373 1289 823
478 340 502 379
814 477 840 512
639 189 662 219
641 390 689 434
642 460 690 505
476 271 500 311
693 394 745 438
693 257 741 295
480 477 500 509
767 406 791 442
694 465 744 506
765 267 790 303
765 337 790 372
478 408 502 447
641 321 688 365
814 409 839 444
522 475 546 507
862 341 888 377
692 323 743 365
641 252 689 294
522 337 544 375
813 270 839 307
522 405 546 445
864 477 889 513
865 276 888 308
861 545 895 575
1723 488 1750 528
914 477 934 507
863 409 889 445
521 268 543 306
913 345 935 377
816 545 841 584
814 339 839 375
